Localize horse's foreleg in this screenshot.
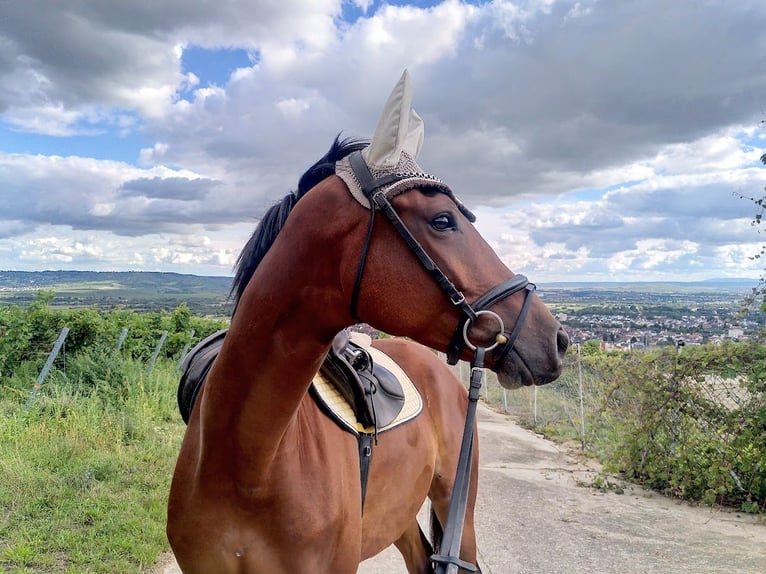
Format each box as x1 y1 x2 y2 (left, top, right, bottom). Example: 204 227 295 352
394 520 434 574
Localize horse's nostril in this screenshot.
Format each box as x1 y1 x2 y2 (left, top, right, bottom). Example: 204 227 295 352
557 327 570 357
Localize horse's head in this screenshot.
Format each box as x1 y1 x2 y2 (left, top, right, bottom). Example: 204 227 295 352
326 161 568 388
325 71 568 387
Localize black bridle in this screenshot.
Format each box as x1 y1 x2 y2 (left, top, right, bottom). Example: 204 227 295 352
346 149 536 573
347 150 536 368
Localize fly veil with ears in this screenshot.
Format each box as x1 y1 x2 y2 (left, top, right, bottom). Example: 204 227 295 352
335 70 535 368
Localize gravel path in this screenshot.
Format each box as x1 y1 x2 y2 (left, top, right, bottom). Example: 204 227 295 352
153 403 766 573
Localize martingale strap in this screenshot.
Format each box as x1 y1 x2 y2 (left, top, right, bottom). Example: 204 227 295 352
431 347 485 574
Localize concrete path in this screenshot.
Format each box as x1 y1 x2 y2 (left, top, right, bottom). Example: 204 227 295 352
154 403 766 573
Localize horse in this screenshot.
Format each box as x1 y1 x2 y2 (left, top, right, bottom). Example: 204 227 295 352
167 74 567 574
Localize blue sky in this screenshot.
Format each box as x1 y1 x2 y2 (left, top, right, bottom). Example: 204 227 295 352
1 0 765 282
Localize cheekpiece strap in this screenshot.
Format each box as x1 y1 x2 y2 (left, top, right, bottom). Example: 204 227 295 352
346 150 475 324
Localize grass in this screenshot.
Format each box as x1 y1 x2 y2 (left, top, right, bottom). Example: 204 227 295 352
0 357 185 573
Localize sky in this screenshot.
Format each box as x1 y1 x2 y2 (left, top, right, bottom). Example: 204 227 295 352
1 0 766 283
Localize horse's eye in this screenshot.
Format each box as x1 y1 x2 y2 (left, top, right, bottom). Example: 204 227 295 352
430 213 456 231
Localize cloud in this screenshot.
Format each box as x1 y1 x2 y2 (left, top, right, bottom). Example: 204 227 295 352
119 176 220 200
0 0 341 134
0 153 250 237
0 0 765 279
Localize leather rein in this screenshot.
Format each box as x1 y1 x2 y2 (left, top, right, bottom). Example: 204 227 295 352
346 150 536 573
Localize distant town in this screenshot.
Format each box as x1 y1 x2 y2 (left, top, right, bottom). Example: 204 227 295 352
539 279 762 349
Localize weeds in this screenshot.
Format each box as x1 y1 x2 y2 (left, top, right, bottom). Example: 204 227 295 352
0 355 185 573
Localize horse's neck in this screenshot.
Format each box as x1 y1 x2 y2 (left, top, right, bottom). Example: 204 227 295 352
199 264 346 476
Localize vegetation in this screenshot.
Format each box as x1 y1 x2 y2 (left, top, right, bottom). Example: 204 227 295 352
2 287 765 573
0 295 227 573
737 151 766 310
585 343 765 511
490 341 766 514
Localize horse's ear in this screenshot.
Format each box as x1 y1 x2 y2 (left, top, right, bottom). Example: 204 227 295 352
362 69 424 169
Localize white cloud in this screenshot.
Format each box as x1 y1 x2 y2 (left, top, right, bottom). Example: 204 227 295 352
0 0 765 280
5 222 253 275
276 97 312 118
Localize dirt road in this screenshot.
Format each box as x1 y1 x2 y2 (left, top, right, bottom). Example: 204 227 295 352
155 403 766 573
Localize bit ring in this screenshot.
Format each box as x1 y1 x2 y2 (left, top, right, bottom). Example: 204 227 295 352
462 310 505 352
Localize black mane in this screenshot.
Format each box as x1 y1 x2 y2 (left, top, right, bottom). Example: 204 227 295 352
230 135 367 309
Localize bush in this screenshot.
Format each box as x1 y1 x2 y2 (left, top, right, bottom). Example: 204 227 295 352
486 341 766 513
0 296 233 571
587 343 766 511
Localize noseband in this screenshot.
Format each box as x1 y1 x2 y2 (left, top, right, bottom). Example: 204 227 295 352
346 150 536 366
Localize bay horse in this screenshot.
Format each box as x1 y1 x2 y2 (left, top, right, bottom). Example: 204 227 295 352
167 74 567 573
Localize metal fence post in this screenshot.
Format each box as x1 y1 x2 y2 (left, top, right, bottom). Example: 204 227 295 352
577 343 586 450
177 329 196 370
115 327 129 351
24 327 70 409
146 331 168 375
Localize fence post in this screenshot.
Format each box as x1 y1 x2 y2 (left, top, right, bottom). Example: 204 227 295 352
533 385 538 426
115 327 129 351
146 331 168 374
669 340 685 457
24 327 70 410
177 329 196 371
577 343 586 450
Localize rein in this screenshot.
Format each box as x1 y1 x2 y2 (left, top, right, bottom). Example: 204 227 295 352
346 150 537 572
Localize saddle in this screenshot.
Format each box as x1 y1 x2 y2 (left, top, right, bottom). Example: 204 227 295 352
317 330 405 431
177 328 407 431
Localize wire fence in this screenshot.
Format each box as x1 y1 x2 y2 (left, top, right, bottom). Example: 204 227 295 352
445 349 592 438
9 318 765 512
444 343 766 511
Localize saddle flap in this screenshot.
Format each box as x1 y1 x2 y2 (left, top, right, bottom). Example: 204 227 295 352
319 348 371 426
176 328 414 433
178 329 227 424
360 362 405 428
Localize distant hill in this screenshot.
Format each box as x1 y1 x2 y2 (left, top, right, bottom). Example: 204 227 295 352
0 270 233 315
539 278 758 291
537 278 757 308
0 270 758 316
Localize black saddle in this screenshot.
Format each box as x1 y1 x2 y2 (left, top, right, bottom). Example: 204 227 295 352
316 330 405 430
177 329 406 430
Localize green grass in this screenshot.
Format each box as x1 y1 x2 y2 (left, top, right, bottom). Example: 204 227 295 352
0 358 185 573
